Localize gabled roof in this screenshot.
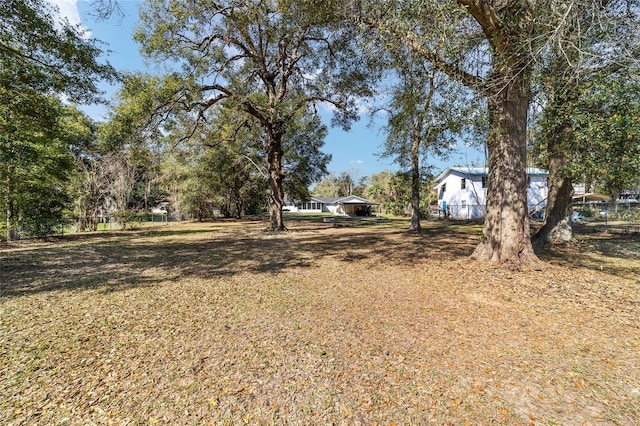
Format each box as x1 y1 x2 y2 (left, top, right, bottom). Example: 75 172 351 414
309 195 379 205
335 195 379 205
434 166 548 184
310 196 342 204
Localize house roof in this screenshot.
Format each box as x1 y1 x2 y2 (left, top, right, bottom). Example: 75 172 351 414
310 195 379 205
434 166 548 184
336 195 379 205
572 193 611 202
310 196 342 204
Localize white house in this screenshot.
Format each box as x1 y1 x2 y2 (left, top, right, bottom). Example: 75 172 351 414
433 167 549 220
283 195 379 216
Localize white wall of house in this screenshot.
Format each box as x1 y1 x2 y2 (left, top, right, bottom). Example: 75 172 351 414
283 204 322 213
527 175 548 214
434 168 548 220
283 200 333 213
283 196 375 216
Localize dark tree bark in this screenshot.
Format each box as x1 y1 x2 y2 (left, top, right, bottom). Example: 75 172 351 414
471 72 537 264
266 122 286 231
459 1 539 265
409 124 422 232
5 173 15 241
4 160 18 241
533 130 574 247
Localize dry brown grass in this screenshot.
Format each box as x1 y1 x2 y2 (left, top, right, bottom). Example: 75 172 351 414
1 217 639 425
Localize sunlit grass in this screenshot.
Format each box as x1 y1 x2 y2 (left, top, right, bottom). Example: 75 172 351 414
1 218 639 424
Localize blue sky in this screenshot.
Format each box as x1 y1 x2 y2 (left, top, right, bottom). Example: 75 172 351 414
54 0 485 178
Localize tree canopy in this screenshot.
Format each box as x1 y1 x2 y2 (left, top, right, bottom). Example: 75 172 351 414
0 0 117 103
350 0 640 264
133 0 373 230
1 0 117 239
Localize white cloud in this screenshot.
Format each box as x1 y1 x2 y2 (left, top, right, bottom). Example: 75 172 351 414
46 0 91 37
317 91 390 118
349 160 364 164
47 0 81 25
302 68 323 81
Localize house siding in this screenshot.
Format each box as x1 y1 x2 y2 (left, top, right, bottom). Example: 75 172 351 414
283 195 377 216
434 168 548 220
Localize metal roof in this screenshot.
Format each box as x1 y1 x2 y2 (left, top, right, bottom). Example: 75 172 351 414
309 195 379 205
434 166 548 184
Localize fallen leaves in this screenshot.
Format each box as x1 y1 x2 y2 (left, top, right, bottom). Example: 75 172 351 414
1 219 639 424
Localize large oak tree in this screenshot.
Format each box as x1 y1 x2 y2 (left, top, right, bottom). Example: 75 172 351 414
357 0 639 265
134 0 370 230
532 2 640 246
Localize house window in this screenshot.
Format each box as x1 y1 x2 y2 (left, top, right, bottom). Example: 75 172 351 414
442 183 446 193
461 178 466 189
482 176 487 188
527 176 531 188
461 200 467 208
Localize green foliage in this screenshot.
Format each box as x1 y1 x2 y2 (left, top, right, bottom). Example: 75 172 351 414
99 73 190 152
532 73 640 199
134 0 375 228
0 92 89 238
0 0 117 239
313 170 365 198
282 113 332 202
364 170 433 216
0 0 117 103
312 174 340 197
571 77 640 197
134 0 372 124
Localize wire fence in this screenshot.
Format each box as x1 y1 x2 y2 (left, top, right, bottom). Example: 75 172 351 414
1 213 181 242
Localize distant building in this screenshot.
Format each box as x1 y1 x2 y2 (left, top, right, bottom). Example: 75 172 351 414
433 167 549 220
283 195 379 216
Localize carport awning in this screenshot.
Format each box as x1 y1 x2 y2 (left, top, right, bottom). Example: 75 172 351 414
335 195 379 206
573 193 611 202
338 201 380 205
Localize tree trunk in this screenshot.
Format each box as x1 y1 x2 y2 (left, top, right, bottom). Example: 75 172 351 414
471 73 538 265
409 124 421 232
611 189 620 214
5 163 16 241
5 196 13 241
533 134 574 247
266 122 286 231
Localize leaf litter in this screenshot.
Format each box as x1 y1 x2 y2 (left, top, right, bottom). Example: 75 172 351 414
0 218 639 424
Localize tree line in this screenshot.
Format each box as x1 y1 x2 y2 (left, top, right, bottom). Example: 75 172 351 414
2 0 640 267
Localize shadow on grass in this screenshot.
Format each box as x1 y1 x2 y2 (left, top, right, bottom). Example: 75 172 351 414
10 217 637 298
0 218 482 298
539 230 640 280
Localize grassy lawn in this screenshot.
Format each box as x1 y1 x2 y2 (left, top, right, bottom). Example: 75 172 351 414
1 217 639 424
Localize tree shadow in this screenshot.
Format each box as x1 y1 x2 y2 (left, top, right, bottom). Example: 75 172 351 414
538 231 640 280
9 217 636 299
0 219 482 298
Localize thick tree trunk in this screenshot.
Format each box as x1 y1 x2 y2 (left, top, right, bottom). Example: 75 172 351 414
266 123 286 231
409 125 421 232
471 74 538 265
533 137 574 247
